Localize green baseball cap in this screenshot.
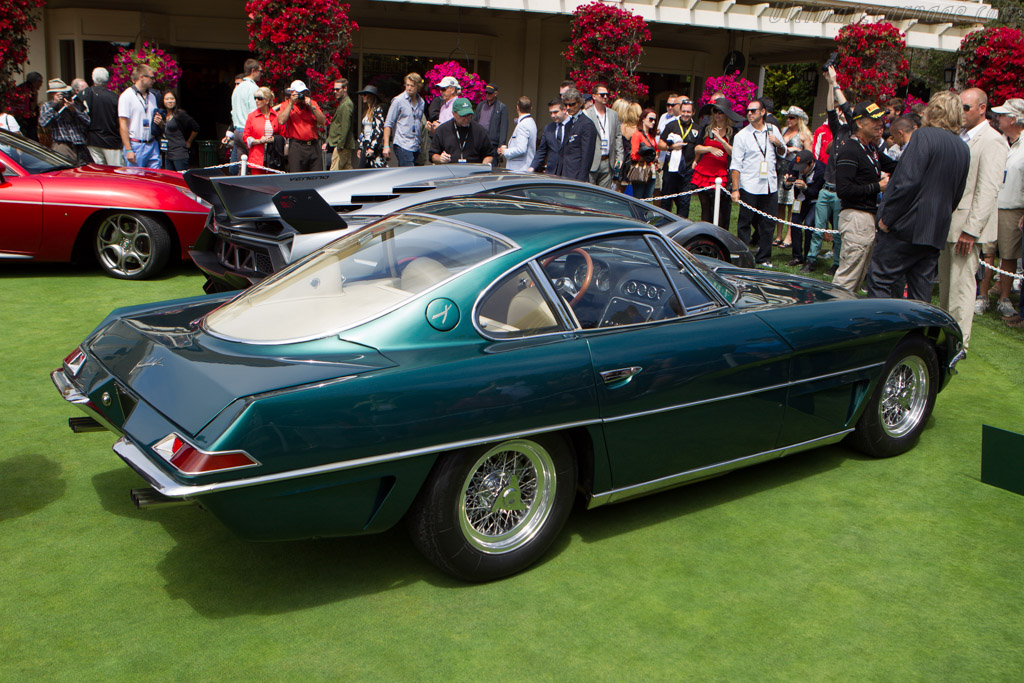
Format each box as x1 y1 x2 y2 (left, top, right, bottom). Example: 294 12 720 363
452 97 473 116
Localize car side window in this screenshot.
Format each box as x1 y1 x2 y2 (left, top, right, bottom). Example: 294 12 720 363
477 267 567 339
649 238 719 314
539 235 684 330
504 187 635 219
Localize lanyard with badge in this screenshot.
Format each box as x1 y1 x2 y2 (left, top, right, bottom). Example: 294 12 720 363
454 126 469 162
595 110 609 154
756 126 772 178
133 86 151 140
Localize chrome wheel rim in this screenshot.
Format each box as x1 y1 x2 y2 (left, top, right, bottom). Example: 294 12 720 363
879 355 929 438
96 214 152 276
459 439 556 554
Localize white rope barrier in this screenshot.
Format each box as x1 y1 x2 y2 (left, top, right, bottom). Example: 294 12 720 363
202 159 286 174
642 183 840 235
978 258 1024 281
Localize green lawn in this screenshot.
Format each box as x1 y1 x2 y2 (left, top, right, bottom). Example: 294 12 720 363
2 261 1022 681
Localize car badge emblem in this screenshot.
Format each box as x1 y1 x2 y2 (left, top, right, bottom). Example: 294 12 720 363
130 357 163 378
101 392 112 406
426 298 459 331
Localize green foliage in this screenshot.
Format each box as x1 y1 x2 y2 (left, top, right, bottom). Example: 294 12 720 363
762 63 817 116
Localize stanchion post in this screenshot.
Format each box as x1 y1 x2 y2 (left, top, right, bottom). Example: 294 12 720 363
240 154 248 176
713 177 722 223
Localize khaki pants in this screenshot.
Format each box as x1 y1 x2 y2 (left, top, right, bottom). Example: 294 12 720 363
330 148 353 171
938 242 981 349
832 209 876 294
88 146 124 166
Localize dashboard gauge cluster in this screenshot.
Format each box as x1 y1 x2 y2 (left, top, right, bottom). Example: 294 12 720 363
623 280 666 301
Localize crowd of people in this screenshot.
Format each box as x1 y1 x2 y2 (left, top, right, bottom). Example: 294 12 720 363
2 58 1021 337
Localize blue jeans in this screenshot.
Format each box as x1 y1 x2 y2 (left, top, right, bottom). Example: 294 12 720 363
393 144 417 167
631 179 655 199
129 140 161 169
808 187 842 263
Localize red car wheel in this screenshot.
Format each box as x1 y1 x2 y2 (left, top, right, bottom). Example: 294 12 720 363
94 212 171 279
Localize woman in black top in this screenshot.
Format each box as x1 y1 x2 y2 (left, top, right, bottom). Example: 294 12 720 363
156 91 200 171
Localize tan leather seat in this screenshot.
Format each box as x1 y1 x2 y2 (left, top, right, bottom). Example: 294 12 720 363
507 286 557 332
401 257 449 293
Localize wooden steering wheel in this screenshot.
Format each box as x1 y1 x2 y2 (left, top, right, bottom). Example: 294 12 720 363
542 248 593 307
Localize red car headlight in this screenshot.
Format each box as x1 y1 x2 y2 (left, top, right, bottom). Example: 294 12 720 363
152 434 259 475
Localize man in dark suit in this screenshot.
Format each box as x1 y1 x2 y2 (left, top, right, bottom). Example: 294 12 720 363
474 84 509 165
531 98 568 175
558 89 597 182
867 91 971 302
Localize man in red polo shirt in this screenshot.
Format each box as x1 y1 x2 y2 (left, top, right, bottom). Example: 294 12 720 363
278 79 327 172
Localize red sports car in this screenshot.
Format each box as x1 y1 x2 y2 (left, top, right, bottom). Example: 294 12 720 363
0 129 209 279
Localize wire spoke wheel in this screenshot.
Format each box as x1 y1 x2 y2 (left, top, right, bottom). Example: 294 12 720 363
879 355 929 438
459 439 555 554
93 212 170 279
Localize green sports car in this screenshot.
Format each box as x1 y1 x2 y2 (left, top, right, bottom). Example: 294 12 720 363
53 197 965 581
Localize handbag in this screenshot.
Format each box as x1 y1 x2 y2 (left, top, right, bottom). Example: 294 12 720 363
626 161 652 183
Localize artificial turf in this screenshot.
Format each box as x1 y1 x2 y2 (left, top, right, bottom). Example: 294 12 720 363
1 260 1022 681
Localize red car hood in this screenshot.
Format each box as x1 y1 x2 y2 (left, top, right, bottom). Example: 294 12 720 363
48 164 188 186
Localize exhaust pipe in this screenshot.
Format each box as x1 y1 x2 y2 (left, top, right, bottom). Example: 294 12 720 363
130 488 194 509
69 416 106 433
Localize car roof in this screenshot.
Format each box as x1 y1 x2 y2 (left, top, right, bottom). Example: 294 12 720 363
404 196 658 252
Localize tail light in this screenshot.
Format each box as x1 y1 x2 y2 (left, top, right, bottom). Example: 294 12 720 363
152 434 259 475
64 348 87 377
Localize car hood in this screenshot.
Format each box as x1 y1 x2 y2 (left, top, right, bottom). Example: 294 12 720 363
86 301 396 435
47 163 189 186
718 268 857 306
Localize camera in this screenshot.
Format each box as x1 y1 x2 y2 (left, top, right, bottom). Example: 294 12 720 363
823 52 839 73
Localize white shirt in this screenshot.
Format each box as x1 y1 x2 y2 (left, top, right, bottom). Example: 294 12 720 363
504 114 537 172
117 86 159 142
730 123 784 194
998 136 1023 210
231 78 259 130
657 112 677 163
0 113 20 133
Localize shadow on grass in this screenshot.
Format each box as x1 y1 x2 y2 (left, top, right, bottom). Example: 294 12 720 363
0 453 66 522
0 261 198 281
567 444 861 545
90 441 872 617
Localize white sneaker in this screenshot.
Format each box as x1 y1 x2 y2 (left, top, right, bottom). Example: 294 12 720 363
997 298 1016 317
974 296 989 315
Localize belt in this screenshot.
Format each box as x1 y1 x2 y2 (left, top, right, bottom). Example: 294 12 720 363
824 183 836 191
290 139 317 146
601 155 609 160
129 138 151 143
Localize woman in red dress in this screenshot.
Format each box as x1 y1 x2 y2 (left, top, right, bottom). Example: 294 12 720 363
692 98 742 229
242 87 279 174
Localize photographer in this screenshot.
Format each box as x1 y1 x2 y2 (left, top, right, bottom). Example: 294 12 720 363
278 80 327 172
38 79 91 164
782 149 825 266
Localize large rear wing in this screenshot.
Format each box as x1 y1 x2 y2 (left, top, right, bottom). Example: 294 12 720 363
183 165 495 224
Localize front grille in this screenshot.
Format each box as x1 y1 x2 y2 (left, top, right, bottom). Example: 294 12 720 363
216 239 275 276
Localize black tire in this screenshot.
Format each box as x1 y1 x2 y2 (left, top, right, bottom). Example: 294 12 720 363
408 434 577 582
683 236 729 263
848 335 939 458
94 212 172 279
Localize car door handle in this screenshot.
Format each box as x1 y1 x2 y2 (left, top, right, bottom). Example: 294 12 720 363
600 366 643 386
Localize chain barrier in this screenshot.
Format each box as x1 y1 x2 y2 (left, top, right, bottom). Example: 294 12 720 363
977 258 1024 281
201 159 286 174
643 183 840 235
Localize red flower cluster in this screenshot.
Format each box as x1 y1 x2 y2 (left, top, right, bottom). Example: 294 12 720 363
700 72 758 118
958 27 1024 104
109 43 182 94
834 22 909 104
246 0 358 112
0 0 45 112
563 1 651 100
424 62 486 103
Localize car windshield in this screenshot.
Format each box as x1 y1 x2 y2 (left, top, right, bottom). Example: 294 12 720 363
0 130 77 173
204 213 515 343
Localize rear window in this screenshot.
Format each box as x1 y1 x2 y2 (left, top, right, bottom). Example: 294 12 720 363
204 214 513 343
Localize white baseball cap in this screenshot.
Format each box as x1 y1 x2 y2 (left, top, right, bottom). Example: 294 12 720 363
289 80 309 93
438 76 461 89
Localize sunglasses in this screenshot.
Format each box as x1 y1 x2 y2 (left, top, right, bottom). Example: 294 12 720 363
646 117 656 122
595 91 609 97
678 98 692 104
747 108 761 113
962 104 974 112
254 96 265 100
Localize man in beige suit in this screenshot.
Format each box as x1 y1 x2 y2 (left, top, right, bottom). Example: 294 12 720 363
939 87 1008 349
584 83 622 188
